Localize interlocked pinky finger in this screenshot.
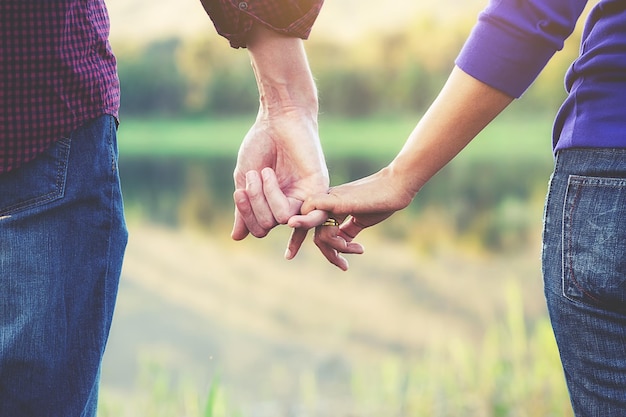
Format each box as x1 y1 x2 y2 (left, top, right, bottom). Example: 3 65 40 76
339 216 365 241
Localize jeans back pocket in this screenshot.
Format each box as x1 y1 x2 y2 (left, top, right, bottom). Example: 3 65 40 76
0 138 71 217
563 174 626 312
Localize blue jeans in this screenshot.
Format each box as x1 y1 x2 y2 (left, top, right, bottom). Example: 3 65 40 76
0 116 127 416
543 148 626 416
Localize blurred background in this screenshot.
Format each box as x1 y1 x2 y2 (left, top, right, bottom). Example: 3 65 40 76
99 0 591 415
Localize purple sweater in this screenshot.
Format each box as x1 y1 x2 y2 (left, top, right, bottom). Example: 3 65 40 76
456 0 626 151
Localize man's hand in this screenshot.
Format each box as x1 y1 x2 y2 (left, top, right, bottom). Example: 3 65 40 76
232 108 329 240
231 24 329 240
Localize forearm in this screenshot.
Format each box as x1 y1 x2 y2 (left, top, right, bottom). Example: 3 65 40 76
247 24 318 120
389 66 514 196
232 24 328 241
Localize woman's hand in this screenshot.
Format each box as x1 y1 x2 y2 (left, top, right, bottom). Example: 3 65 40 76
286 166 415 269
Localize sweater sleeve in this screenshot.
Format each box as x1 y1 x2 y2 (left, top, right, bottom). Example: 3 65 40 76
455 0 588 97
199 0 324 48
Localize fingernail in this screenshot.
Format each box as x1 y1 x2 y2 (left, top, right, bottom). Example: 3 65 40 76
284 248 292 260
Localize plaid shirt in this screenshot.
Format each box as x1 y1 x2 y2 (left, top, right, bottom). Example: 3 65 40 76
0 0 323 173
0 1 119 174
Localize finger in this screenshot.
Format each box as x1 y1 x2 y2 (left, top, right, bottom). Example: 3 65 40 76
234 186 269 238
314 226 357 254
338 216 367 241
314 227 349 271
288 209 328 229
314 219 365 255
231 190 251 240
341 240 365 254
319 244 349 271
245 171 276 236
231 209 250 241
261 167 293 224
284 227 308 260
301 193 338 215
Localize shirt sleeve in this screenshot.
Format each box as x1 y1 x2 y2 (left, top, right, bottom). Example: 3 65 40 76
455 0 588 98
199 0 324 48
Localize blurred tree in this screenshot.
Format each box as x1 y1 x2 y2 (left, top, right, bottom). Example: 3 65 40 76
317 69 378 117
175 36 257 115
206 68 258 115
117 39 187 116
114 10 587 119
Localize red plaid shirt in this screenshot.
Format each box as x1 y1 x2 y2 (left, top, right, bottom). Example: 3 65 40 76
0 1 119 173
0 0 324 174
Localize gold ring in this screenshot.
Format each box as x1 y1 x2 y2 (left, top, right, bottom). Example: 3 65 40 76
321 218 340 227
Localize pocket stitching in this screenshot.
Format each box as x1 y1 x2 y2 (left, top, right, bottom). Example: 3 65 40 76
563 178 603 305
0 138 70 216
563 174 626 309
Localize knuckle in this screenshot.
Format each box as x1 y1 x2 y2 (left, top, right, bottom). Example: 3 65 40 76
258 218 276 230
251 228 269 238
273 211 290 225
246 188 262 199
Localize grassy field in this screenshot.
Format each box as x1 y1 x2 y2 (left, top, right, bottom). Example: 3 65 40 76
99 223 572 417
117 111 556 163
103 113 571 416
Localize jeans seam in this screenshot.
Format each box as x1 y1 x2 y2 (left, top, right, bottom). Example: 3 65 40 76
108 117 117 174
542 152 560 296
103 115 122 327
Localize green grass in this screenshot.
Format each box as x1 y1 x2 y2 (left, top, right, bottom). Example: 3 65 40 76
117 112 556 163
117 117 254 158
98 281 572 417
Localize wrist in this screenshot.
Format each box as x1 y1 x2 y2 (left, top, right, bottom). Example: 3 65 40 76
247 25 318 118
386 156 426 199
255 77 318 120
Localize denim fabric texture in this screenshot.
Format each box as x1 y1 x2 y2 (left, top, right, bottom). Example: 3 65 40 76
0 115 128 417
543 148 626 416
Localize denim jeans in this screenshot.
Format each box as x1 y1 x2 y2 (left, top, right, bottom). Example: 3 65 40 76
0 115 127 416
543 148 626 416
